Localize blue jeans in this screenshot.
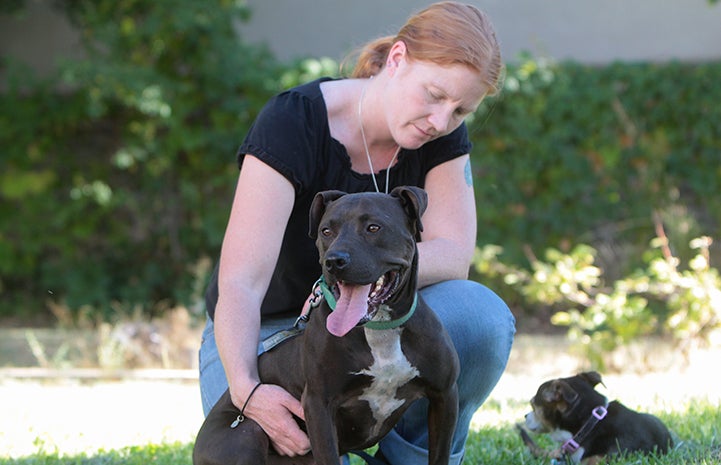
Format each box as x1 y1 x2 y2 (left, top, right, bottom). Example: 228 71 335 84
198 279 515 465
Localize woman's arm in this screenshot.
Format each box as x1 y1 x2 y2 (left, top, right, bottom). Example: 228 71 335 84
214 155 311 456
417 154 477 288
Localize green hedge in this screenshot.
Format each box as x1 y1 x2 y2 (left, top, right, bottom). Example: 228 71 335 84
468 57 721 279
0 1 281 319
1 2 719 322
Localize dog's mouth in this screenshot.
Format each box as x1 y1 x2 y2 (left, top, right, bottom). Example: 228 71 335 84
366 270 399 309
326 270 400 337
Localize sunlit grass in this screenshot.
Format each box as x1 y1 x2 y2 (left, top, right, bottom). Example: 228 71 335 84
463 398 721 465
3 442 194 465
5 399 718 465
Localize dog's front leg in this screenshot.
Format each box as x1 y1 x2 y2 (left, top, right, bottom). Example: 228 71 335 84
302 390 342 465
426 384 459 465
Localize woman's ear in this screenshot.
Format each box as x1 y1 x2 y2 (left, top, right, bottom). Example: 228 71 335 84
385 40 407 76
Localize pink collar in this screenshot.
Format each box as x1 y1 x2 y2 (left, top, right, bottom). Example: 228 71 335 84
562 404 608 454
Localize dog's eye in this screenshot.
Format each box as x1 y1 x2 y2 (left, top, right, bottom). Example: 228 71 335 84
321 227 332 237
367 224 380 233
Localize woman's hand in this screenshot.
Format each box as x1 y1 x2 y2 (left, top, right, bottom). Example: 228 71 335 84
231 383 311 457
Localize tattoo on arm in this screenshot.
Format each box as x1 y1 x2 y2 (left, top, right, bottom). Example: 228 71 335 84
464 158 473 187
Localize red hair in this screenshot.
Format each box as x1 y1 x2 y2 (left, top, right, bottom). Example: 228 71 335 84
346 1 503 96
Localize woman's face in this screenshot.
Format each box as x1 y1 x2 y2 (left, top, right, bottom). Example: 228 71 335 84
382 43 488 150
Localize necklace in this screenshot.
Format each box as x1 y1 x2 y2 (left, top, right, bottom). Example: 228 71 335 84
358 80 401 194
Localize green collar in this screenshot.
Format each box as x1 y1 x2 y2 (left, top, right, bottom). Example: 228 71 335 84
316 276 417 330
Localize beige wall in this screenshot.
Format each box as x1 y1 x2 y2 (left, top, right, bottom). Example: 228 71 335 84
0 0 82 77
240 0 721 64
2 0 720 79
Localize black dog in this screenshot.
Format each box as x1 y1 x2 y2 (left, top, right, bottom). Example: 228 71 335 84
518 371 673 464
193 186 460 465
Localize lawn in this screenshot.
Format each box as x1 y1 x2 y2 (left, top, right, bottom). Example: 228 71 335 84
462 399 721 464
3 398 718 464
3 335 719 464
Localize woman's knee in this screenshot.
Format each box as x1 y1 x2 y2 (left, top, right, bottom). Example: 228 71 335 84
420 280 515 351
420 280 515 402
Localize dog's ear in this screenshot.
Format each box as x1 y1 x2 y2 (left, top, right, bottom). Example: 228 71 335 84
390 186 428 241
309 190 347 239
544 380 579 406
579 371 604 388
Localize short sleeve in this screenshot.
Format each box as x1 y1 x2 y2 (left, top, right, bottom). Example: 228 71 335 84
418 123 473 173
236 87 326 192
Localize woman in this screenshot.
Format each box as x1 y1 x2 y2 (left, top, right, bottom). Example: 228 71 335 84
199 2 515 464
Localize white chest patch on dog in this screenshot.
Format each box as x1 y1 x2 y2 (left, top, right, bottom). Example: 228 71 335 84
352 325 420 436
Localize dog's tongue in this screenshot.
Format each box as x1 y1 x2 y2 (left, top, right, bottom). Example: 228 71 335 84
326 282 371 337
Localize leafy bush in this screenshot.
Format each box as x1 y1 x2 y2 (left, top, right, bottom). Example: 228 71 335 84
0 0 283 319
466 54 721 361
1 2 720 334
474 232 721 369
468 56 721 278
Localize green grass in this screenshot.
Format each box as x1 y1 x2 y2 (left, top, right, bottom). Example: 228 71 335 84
3 400 719 464
461 399 721 465
1 442 194 465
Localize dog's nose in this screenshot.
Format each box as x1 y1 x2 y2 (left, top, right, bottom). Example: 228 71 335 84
324 251 351 272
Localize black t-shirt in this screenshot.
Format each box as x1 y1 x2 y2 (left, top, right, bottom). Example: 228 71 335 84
206 77 472 319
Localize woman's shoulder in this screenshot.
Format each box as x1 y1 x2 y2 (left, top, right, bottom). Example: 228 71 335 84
257 77 338 126
277 77 338 103
239 77 345 192
420 123 472 157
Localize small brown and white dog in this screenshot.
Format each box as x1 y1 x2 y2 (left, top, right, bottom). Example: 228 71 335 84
517 371 673 464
